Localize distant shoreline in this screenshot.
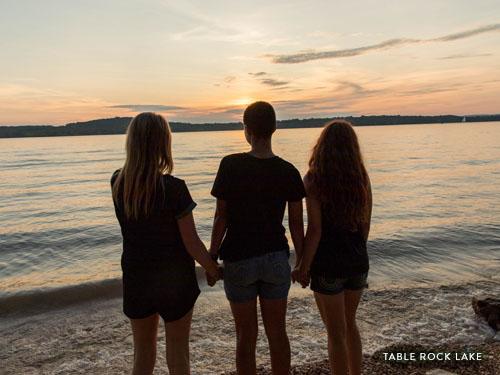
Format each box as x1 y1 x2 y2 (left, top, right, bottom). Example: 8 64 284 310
1 114 499 139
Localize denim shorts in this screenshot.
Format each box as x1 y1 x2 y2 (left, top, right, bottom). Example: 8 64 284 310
223 250 291 303
311 272 368 295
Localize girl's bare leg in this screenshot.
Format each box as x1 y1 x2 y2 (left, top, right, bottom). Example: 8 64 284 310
344 289 364 375
164 309 193 375
314 292 348 375
130 314 159 375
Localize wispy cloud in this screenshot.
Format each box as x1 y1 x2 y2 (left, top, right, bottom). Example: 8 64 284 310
270 23 500 64
0 84 115 125
437 53 493 60
109 104 185 112
248 71 290 87
431 23 500 41
260 78 289 87
171 25 263 43
271 38 418 63
223 76 237 83
248 72 267 77
336 81 366 94
164 1 288 46
214 76 238 88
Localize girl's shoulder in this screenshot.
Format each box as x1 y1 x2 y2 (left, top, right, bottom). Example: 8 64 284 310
161 174 192 197
161 173 184 186
303 172 320 198
303 171 311 185
303 171 314 189
110 169 121 185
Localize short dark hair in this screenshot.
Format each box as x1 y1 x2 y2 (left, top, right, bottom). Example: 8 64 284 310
243 101 276 138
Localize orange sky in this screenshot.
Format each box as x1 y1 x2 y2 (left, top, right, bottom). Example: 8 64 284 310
0 1 499 125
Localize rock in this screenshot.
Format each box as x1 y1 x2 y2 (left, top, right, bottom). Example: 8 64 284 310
472 297 500 331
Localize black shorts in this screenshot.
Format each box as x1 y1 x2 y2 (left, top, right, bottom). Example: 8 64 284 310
311 272 368 295
122 259 200 322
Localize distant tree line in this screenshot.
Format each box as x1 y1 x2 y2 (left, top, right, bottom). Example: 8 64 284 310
0 114 499 138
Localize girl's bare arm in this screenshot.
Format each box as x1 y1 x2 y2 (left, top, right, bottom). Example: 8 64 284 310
300 176 322 275
288 200 304 266
177 211 219 278
300 194 322 273
361 177 373 242
209 199 228 257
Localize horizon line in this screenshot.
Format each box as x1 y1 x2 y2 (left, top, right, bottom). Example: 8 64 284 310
2 113 500 128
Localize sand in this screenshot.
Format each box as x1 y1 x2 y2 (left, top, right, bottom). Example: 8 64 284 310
1 280 499 374
224 343 500 374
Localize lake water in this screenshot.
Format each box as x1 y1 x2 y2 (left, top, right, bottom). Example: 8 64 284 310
0 122 499 314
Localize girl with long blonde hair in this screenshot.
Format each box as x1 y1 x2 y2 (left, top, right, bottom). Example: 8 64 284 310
297 120 372 375
111 112 220 374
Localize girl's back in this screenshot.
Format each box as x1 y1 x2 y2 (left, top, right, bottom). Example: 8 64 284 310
211 152 304 262
111 171 195 263
305 120 372 279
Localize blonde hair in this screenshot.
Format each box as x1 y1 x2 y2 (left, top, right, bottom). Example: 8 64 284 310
112 112 173 220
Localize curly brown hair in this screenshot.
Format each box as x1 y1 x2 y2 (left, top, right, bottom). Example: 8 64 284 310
307 120 370 230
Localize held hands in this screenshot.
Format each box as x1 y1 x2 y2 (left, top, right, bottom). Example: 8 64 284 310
206 265 223 287
292 262 310 288
206 251 223 287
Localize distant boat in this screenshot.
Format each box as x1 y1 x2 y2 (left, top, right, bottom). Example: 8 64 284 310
462 116 467 123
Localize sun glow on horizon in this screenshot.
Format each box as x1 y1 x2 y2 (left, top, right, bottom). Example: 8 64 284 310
230 97 255 107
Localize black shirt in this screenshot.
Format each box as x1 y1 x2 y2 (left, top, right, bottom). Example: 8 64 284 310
211 153 306 262
311 206 369 278
111 170 196 264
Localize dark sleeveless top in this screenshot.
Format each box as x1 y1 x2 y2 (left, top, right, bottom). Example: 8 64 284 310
310 205 369 278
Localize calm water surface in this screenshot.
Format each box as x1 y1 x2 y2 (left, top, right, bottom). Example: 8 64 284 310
0 123 499 310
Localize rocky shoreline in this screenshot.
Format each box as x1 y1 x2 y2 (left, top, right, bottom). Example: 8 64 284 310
225 343 499 375
2 281 499 374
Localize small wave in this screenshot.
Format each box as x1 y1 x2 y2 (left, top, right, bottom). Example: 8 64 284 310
0 278 123 316
0 267 210 317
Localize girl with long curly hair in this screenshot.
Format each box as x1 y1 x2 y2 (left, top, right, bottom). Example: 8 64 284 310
296 120 372 375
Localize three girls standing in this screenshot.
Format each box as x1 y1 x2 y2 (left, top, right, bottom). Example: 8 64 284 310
111 102 372 375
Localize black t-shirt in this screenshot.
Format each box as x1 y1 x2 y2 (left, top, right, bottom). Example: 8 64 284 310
211 153 306 262
111 170 196 264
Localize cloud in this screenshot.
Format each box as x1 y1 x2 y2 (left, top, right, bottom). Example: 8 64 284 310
336 81 366 94
260 78 289 87
437 53 493 60
397 82 464 96
214 75 237 88
431 23 500 42
249 72 267 76
248 72 289 87
110 104 185 112
217 108 242 115
271 38 417 63
223 76 237 83
0 83 142 126
270 23 500 64
171 25 263 43
274 98 319 109
164 2 262 44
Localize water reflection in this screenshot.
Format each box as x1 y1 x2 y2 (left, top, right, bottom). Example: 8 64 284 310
0 123 499 295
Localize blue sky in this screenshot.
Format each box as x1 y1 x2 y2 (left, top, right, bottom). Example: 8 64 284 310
0 0 499 125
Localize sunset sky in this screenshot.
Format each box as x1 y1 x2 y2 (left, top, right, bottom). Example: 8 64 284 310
1 0 499 125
